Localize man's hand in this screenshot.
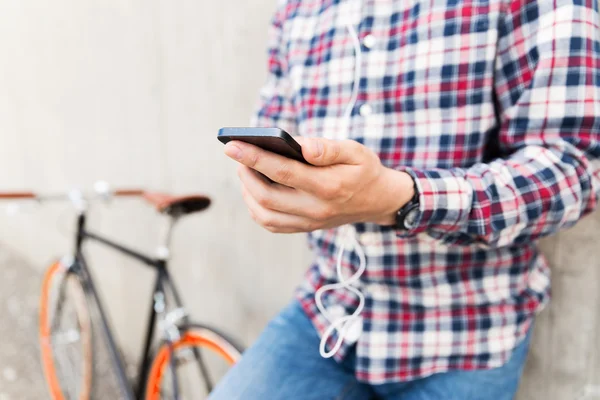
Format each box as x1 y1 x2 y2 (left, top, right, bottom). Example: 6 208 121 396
224 137 415 233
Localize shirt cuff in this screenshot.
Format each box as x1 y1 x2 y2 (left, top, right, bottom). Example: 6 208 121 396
399 167 473 235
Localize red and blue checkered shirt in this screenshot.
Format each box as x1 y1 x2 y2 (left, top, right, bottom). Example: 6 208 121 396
252 0 600 383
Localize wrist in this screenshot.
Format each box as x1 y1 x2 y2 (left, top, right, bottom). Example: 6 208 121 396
370 168 415 225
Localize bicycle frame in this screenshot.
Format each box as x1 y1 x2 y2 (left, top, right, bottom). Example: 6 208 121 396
70 211 187 400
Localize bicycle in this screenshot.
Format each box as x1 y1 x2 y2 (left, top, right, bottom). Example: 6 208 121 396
1 184 243 399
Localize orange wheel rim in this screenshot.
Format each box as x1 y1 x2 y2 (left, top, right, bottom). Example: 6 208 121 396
39 261 92 400
145 331 240 400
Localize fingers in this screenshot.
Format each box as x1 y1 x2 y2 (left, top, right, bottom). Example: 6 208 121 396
241 184 316 234
295 137 367 166
237 166 330 218
225 141 317 191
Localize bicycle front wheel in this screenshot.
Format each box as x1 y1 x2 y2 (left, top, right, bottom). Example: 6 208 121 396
145 324 243 400
39 259 93 400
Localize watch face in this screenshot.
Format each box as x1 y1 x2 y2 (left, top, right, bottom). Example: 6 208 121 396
404 207 419 229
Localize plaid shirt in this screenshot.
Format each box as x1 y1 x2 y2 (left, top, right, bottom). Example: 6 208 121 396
252 0 600 384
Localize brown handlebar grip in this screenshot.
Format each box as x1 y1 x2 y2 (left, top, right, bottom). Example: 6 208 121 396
113 189 145 196
0 192 36 199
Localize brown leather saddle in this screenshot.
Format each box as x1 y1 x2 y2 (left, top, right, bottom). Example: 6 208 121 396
141 192 211 217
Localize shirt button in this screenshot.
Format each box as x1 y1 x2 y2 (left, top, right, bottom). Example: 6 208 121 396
359 103 373 116
362 34 376 49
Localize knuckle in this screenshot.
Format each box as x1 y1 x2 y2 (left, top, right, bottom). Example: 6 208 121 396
368 150 382 165
247 152 260 168
241 187 252 204
347 140 370 160
330 142 342 162
323 140 341 163
255 213 268 227
257 213 275 228
314 206 333 220
322 180 342 200
321 206 334 219
264 225 279 233
321 189 335 201
305 207 321 220
304 220 318 232
274 163 292 184
330 179 344 194
255 190 271 208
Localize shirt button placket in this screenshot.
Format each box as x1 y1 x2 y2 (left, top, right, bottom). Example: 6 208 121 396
359 33 375 118
359 103 373 117
362 33 376 50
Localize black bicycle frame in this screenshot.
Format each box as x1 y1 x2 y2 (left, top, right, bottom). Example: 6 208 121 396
71 212 186 400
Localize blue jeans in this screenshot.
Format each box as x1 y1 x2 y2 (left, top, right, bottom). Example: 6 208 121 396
209 301 532 400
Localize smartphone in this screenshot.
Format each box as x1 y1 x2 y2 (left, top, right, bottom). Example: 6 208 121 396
218 127 308 164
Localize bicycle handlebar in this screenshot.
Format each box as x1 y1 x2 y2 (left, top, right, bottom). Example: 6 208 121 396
0 186 148 216
0 188 146 201
1 185 211 218
0 192 36 199
113 189 145 197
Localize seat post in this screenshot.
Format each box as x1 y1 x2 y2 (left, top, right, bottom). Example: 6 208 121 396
156 215 179 261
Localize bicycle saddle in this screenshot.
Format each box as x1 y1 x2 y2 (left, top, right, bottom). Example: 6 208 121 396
142 192 211 217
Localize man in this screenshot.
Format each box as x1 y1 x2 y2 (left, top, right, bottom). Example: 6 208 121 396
211 0 600 398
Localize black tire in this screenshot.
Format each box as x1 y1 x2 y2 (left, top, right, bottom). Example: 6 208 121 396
144 322 244 400
40 261 94 400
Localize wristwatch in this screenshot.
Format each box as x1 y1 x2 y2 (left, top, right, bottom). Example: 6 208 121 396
395 179 420 231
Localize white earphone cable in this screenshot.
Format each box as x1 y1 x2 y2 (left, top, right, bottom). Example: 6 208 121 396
343 23 362 124
315 22 366 359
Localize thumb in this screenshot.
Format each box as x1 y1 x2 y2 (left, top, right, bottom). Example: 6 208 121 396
297 137 361 166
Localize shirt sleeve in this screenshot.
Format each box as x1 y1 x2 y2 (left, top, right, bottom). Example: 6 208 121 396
250 0 297 134
401 0 600 247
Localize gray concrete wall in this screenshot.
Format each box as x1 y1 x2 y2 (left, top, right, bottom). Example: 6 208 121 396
0 1 598 399
0 0 311 373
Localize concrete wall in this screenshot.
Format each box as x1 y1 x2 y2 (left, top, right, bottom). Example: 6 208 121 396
0 0 311 368
0 1 598 399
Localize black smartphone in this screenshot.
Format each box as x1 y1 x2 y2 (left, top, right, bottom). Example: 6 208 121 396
218 127 308 164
